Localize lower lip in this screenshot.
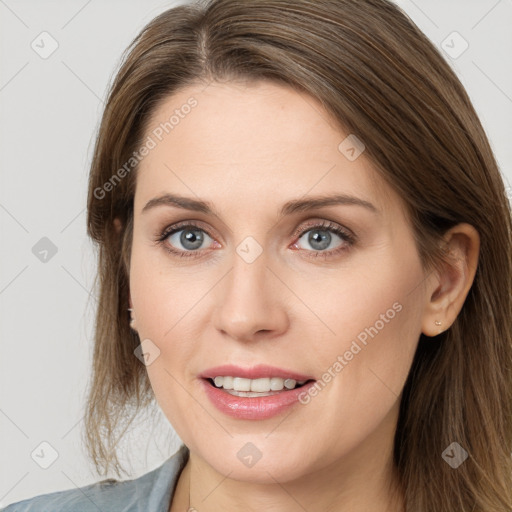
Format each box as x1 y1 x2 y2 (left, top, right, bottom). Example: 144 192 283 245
200 378 316 420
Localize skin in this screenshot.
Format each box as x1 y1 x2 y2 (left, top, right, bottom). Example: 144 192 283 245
123 80 480 512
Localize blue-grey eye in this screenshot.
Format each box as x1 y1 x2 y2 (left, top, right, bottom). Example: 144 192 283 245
297 228 344 252
167 227 212 251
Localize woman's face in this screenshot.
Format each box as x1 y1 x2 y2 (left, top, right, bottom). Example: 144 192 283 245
129 80 431 483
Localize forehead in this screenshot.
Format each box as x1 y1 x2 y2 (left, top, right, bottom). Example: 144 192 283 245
134 80 401 219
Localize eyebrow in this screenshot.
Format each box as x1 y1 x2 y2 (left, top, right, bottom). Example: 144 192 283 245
141 193 379 217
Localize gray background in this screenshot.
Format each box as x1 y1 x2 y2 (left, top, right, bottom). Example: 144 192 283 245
1 0 511 507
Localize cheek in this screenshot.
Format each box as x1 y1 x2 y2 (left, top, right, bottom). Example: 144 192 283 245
129 263 203 441
128 245 210 414
129 240 206 340
293 243 424 363
281 252 425 466
293 244 425 416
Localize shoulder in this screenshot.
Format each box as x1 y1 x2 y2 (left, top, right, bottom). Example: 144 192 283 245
1 444 189 512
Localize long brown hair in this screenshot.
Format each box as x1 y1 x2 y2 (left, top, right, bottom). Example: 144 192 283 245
84 0 512 509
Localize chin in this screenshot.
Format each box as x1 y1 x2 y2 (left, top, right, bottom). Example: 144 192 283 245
193 436 321 484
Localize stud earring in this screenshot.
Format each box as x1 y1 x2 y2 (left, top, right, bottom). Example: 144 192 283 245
128 308 137 330
434 320 442 326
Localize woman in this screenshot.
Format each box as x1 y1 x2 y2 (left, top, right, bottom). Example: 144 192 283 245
3 0 511 510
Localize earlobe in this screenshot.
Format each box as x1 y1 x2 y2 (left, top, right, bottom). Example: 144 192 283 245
421 223 480 337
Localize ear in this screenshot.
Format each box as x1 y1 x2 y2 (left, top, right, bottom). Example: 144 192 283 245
421 223 480 337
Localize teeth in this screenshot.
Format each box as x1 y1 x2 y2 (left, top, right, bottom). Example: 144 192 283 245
233 377 251 391
211 376 307 392
222 376 234 389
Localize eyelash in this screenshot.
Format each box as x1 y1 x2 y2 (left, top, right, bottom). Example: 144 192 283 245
154 220 356 260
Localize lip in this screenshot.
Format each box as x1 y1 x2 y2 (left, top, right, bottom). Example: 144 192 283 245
199 364 315 381
200 378 316 420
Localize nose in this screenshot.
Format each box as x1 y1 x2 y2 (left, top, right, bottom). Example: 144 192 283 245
212 249 290 342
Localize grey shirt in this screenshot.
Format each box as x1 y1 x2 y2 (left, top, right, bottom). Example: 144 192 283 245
1 444 189 511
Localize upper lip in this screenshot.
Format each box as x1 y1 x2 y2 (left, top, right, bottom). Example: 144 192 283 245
199 364 315 381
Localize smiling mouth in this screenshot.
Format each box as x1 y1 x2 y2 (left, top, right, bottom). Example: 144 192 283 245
206 376 314 397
